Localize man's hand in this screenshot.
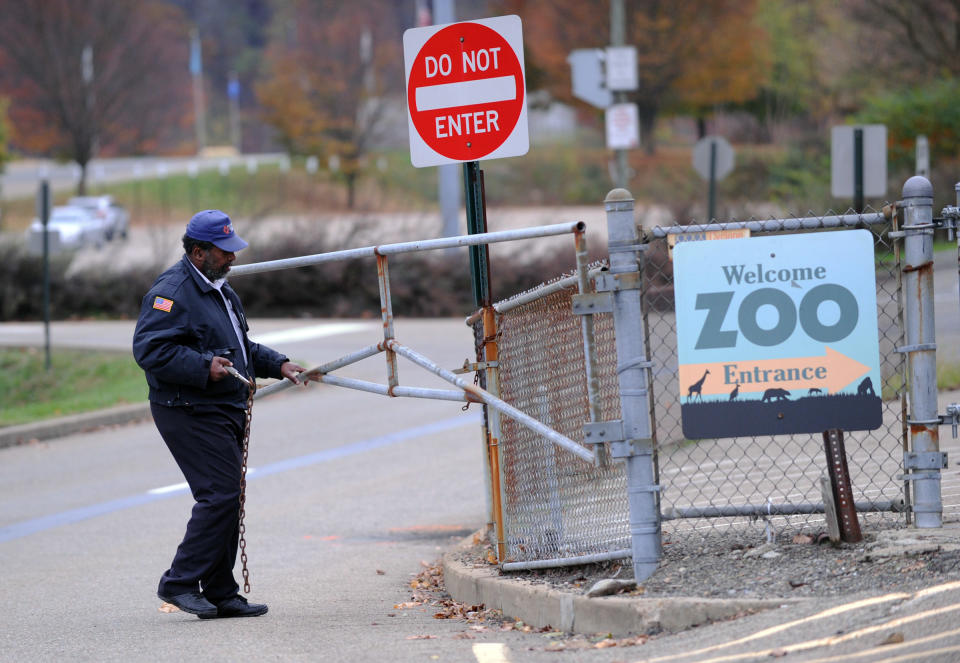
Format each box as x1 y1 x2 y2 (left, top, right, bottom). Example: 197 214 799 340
209 356 233 382
280 361 313 385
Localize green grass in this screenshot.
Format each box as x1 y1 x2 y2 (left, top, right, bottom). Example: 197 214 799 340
0 347 147 427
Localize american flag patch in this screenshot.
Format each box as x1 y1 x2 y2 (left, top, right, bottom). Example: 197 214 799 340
152 296 174 313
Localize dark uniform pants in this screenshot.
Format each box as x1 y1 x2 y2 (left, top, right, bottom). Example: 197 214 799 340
151 402 246 603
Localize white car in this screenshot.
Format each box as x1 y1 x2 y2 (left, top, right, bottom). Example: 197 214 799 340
67 195 129 241
28 205 107 251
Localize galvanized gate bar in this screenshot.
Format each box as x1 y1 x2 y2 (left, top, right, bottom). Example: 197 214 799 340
385 339 596 464
661 500 904 520
230 222 586 277
649 211 888 238
317 374 467 402
254 343 384 400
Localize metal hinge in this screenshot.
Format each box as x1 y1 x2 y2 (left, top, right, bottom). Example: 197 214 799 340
904 451 948 470
594 271 641 292
452 360 498 374
583 420 624 445
572 292 613 315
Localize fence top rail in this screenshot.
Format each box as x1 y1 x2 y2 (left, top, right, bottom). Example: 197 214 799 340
650 211 889 239
229 221 586 278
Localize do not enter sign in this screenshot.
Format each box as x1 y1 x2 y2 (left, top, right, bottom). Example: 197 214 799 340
403 15 529 168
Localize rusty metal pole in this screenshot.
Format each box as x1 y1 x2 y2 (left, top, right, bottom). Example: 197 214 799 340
822 429 862 542
901 175 943 528
376 252 399 392
482 307 507 562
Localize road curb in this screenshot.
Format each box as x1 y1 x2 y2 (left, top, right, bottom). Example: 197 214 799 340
0 402 152 449
442 536 793 636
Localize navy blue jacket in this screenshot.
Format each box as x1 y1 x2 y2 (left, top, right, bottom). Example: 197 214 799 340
133 255 288 408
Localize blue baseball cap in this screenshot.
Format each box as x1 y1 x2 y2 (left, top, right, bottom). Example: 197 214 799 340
185 210 248 252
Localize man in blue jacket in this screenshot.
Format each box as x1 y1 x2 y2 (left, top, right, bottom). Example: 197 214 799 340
133 209 309 619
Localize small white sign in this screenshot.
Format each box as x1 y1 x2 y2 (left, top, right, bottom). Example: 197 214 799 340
916 135 930 178
605 46 637 91
605 103 639 150
831 124 887 199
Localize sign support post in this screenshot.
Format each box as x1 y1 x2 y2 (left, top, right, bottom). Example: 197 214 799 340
38 179 51 371
610 0 628 188
854 128 864 213
708 140 717 221
463 161 491 306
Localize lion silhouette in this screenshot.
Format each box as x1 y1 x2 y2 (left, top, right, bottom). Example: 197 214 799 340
761 387 791 402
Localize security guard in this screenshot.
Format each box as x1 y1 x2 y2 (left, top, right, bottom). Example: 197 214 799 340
133 209 309 619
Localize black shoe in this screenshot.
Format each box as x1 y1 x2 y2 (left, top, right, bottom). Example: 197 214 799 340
198 595 268 619
158 591 217 618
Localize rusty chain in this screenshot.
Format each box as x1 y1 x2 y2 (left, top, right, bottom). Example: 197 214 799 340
238 377 255 594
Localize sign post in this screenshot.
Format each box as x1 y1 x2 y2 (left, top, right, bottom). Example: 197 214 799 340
673 231 882 439
831 124 887 213
693 136 734 222
36 180 52 371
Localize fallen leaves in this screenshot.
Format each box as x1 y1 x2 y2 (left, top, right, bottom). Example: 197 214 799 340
544 634 649 651
878 632 905 646
394 601 422 610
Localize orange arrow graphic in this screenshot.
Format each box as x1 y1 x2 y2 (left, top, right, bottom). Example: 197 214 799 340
678 347 872 398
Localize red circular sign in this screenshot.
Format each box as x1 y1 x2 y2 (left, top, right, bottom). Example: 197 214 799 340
407 22 524 161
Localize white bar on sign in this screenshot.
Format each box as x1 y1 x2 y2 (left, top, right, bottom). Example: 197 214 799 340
416 76 515 111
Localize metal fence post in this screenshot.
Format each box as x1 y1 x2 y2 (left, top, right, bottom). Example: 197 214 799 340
604 188 660 580
900 175 943 528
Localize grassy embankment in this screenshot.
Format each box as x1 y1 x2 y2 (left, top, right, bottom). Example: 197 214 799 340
0 347 145 427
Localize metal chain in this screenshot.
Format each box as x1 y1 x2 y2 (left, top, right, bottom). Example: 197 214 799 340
237 377 255 594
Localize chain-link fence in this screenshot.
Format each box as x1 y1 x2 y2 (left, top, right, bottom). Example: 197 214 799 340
490 207 907 567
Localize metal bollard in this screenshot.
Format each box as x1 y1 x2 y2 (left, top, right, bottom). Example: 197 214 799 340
603 188 661 580
900 175 943 528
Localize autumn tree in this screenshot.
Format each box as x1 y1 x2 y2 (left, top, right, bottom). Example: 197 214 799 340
847 0 960 79
257 0 410 208
0 0 192 194
500 0 767 153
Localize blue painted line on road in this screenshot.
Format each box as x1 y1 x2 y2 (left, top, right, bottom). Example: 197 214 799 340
0 414 478 544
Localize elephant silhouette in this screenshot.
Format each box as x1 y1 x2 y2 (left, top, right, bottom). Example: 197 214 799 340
857 377 876 397
761 387 791 402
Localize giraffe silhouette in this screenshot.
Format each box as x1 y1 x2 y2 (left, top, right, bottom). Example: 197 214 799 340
687 369 710 402
729 382 740 401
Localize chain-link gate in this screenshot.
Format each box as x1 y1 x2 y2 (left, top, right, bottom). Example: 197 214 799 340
489 204 911 569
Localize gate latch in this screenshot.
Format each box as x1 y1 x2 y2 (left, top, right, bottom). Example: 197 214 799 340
900 450 949 483
943 403 960 438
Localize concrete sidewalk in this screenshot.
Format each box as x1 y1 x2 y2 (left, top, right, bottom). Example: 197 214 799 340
0 402 152 449
442 525 960 637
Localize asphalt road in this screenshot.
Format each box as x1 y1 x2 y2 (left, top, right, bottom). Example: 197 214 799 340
0 318 509 661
